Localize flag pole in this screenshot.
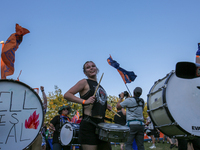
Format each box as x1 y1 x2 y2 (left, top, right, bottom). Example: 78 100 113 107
124 83 132 97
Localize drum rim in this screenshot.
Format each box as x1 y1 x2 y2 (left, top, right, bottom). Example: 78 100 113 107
147 72 192 138
98 122 130 131
0 79 44 150
147 72 172 132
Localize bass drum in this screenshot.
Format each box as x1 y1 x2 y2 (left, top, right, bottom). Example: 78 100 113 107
147 71 200 139
0 79 44 150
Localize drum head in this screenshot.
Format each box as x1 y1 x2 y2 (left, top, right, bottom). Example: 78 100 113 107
98 123 129 131
166 73 200 137
60 123 73 145
0 79 44 150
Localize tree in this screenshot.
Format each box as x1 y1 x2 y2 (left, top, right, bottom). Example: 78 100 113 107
105 95 119 123
44 86 82 125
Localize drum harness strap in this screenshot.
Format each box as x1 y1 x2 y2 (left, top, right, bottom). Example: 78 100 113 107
83 115 98 127
126 97 144 127
59 115 71 132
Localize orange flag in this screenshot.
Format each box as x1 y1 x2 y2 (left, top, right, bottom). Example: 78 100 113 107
1 24 30 79
1 42 13 79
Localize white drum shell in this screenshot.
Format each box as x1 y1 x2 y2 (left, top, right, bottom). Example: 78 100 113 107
148 71 200 138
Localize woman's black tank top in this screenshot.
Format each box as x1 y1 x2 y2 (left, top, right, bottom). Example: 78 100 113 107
80 79 107 117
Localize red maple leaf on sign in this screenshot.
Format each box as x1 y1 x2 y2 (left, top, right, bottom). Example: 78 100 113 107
25 110 40 129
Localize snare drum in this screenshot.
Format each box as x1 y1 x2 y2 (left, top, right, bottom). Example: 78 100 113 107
96 122 130 142
147 71 200 139
60 122 80 146
0 79 44 150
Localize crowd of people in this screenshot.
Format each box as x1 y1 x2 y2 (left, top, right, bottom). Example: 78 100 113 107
26 61 200 150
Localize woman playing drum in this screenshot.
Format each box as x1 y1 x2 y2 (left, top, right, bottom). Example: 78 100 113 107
64 61 112 150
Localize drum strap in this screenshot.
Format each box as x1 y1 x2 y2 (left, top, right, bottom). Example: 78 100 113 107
126 98 144 110
127 119 144 126
83 115 98 127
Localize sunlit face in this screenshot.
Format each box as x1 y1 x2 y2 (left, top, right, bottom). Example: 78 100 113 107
84 62 98 78
62 108 69 115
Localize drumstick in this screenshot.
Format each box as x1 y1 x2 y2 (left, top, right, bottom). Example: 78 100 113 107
110 109 121 117
93 73 104 96
89 73 104 107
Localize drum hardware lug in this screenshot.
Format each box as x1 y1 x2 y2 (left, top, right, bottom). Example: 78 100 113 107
148 104 166 112
155 123 174 128
173 135 186 138
113 134 119 138
163 103 167 107
148 87 163 97
163 84 167 89
172 122 178 126
173 134 194 140
155 121 178 128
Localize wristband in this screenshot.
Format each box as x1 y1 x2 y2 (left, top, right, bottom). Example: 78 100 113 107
82 100 86 104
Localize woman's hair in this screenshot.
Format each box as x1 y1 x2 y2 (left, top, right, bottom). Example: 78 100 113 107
83 61 99 73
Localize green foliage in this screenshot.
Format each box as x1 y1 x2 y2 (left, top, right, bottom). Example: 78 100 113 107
105 95 119 123
143 102 148 122
44 86 83 125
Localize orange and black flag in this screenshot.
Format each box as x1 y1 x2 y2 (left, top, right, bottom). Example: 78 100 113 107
1 42 12 79
107 55 137 84
1 24 30 79
196 43 200 64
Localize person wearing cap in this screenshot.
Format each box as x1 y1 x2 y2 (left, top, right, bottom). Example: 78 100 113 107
49 105 71 150
117 87 145 150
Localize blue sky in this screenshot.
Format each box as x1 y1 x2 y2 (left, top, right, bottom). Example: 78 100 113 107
0 0 200 102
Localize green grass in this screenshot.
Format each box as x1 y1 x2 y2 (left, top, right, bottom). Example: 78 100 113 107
111 141 176 150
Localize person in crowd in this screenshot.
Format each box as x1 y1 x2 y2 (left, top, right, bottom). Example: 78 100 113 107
162 134 168 144
114 107 126 150
76 116 83 124
64 61 112 150
146 115 157 149
41 122 48 150
155 130 161 144
168 138 178 149
49 105 71 150
27 86 47 150
114 107 126 125
47 131 53 150
116 87 145 150
178 138 200 150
